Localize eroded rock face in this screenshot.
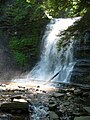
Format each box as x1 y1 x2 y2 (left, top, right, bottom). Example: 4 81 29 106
71 30 90 84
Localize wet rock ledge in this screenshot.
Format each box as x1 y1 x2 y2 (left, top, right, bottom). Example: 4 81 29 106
71 30 90 85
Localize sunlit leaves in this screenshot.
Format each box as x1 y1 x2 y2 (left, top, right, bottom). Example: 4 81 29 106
32 0 88 18
26 0 30 3
26 0 36 4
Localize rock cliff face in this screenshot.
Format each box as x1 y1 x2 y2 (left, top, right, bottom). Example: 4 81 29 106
71 30 90 85
0 1 22 81
0 30 21 81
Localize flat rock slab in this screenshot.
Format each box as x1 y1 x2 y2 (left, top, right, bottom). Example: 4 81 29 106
49 111 59 120
0 102 28 113
74 116 90 120
84 107 90 113
53 93 65 98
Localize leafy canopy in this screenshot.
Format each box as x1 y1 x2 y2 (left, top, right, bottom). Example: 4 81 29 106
26 0 88 18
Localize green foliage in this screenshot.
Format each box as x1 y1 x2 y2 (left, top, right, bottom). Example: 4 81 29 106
26 0 36 4
26 0 89 18
0 0 5 4
40 0 87 18
4 1 29 24
9 36 39 66
0 0 48 68
57 8 90 47
9 37 37 49
3 0 45 26
13 51 28 66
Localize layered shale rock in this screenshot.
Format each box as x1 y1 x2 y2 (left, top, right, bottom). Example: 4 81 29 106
71 30 90 84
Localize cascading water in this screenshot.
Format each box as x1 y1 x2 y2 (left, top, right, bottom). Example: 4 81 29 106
27 18 79 83
12 18 80 120
26 18 79 120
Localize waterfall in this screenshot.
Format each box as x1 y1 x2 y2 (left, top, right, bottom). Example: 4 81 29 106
26 18 79 83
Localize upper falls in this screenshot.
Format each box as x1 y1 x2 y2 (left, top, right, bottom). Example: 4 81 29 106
26 18 79 83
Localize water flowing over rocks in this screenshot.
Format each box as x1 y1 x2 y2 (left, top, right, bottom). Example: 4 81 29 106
0 82 90 120
27 18 78 82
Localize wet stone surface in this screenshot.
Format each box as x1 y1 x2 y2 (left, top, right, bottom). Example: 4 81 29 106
0 82 90 120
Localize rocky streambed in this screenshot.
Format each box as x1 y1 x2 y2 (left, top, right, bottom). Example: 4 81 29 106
0 82 90 120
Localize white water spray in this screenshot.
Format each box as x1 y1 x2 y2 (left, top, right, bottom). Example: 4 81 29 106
26 18 79 82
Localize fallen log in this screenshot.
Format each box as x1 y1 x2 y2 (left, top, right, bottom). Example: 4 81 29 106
43 67 63 85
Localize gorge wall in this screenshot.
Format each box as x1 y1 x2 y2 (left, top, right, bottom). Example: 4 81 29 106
71 30 90 85
0 30 21 80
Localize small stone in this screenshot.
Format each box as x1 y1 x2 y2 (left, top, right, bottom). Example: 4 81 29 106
1 84 6 87
10 95 26 102
49 98 56 104
14 31 17 35
83 107 90 113
82 92 89 97
49 104 57 110
42 90 46 93
37 86 40 88
74 89 82 95
73 112 87 116
63 102 70 106
74 116 90 120
66 92 72 97
49 111 59 120
53 93 64 98
36 89 39 91
13 98 27 102
18 86 25 89
58 88 66 93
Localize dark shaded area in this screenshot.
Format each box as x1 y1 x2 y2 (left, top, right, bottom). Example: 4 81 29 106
0 29 22 81
0 0 49 81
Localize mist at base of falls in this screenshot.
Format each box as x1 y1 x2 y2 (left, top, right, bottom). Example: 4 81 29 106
13 18 80 83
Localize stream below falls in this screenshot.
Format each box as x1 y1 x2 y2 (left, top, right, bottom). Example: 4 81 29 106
1 18 85 120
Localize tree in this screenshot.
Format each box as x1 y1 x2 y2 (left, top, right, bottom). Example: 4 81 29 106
26 0 89 18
